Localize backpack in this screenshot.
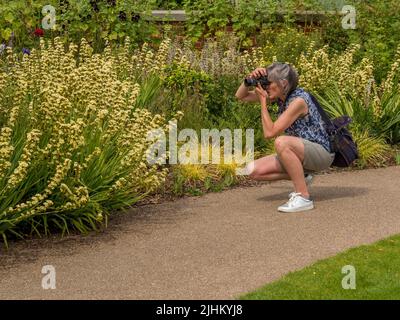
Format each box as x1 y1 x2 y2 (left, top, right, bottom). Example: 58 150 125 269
308 93 359 167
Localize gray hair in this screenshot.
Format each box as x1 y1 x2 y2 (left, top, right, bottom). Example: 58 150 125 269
266 62 299 96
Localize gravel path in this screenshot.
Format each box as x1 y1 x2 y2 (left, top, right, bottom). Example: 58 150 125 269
1 166 399 299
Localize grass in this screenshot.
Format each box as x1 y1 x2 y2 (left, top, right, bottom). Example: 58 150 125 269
240 234 400 300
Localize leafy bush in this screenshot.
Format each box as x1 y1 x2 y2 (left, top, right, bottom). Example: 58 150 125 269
0 0 157 52
182 0 339 46
128 34 400 148
316 90 400 144
297 44 374 99
351 128 391 168
183 0 233 42
348 0 400 82
170 144 244 196
0 37 174 244
255 26 324 66
396 153 400 166
155 0 184 9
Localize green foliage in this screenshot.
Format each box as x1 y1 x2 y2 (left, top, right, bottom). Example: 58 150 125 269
316 89 374 130
171 162 240 196
164 62 212 93
316 88 400 145
0 0 57 49
305 0 400 81
396 153 400 166
182 0 356 47
134 75 163 110
351 128 391 168
183 0 233 42
162 63 214 130
183 0 315 45
203 76 240 121
376 92 400 145
350 0 400 82
0 0 158 52
0 38 169 244
230 0 280 46
155 0 184 9
216 100 276 155
256 26 324 65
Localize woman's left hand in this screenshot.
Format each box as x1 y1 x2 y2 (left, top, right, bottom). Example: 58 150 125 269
255 83 270 106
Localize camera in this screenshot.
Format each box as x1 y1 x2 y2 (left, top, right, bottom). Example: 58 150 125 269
244 74 271 90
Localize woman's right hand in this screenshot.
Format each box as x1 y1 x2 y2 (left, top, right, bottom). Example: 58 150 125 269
247 67 267 79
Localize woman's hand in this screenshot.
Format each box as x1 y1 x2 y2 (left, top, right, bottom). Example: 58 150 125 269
247 67 267 79
255 83 270 106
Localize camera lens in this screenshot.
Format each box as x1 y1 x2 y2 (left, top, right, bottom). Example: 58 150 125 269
244 78 257 87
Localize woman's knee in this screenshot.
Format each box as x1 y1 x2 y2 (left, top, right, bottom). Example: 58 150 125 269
274 136 290 154
275 136 304 162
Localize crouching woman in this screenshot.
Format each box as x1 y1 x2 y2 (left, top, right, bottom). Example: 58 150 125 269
235 62 335 212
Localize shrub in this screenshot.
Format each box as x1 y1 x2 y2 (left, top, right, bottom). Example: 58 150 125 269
0 0 157 53
315 87 400 145
182 0 336 46
300 43 400 145
348 0 400 82
183 0 234 42
155 0 184 9
0 37 174 244
255 26 324 66
351 128 391 168
396 153 400 166
170 144 245 196
297 43 374 99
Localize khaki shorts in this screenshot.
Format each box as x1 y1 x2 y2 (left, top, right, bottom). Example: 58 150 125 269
275 138 335 173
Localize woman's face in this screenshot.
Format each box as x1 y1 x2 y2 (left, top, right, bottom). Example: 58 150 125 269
266 81 283 101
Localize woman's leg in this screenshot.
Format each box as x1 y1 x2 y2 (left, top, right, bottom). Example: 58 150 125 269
274 136 310 198
247 154 291 181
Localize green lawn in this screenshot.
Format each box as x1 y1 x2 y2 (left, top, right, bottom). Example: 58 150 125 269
240 235 400 300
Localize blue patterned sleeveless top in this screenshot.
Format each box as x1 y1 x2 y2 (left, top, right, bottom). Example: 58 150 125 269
277 88 332 153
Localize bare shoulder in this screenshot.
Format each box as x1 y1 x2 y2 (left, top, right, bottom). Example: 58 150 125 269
287 97 308 117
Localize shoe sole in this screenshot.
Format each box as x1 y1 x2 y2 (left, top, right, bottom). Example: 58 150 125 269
278 203 314 213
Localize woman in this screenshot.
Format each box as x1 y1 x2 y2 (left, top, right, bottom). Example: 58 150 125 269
235 62 335 212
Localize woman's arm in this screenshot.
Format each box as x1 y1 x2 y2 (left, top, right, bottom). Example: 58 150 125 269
255 85 307 139
235 82 259 102
262 98 307 138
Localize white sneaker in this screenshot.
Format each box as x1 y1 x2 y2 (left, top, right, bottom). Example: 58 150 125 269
278 192 314 213
288 174 314 198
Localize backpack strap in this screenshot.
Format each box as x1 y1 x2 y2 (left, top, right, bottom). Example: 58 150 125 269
307 92 337 135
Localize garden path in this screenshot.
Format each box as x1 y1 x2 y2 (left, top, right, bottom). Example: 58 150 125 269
1 166 399 299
